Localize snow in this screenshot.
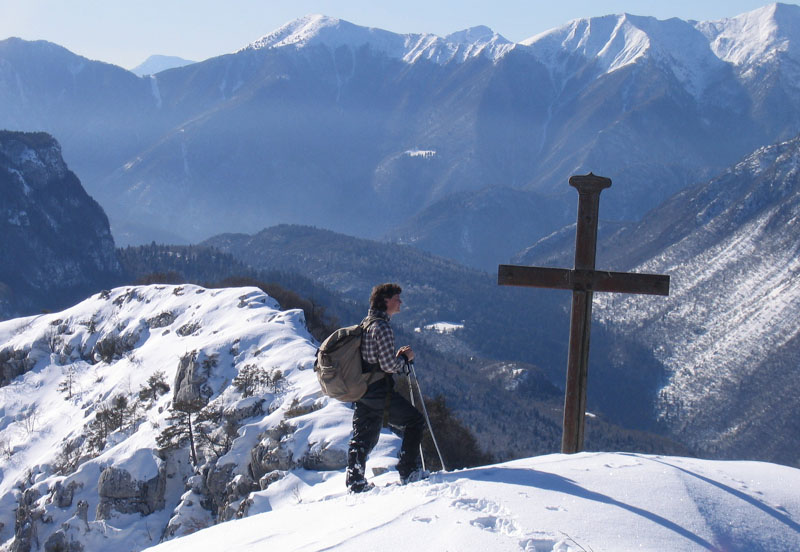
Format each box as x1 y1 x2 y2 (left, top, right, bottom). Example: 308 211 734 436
236 5 800 98
521 13 732 97
697 3 796 66
243 14 514 65
149 75 162 109
142 452 800 552
416 322 464 334
0 285 799 551
521 14 650 73
405 149 436 158
0 285 407 550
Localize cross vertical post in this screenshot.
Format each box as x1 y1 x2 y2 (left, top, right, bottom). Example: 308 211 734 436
562 174 611 453
497 173 669 454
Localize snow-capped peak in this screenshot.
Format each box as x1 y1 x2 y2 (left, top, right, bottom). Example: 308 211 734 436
445 25 506 46
697 2 800 67
246 14 366 50
242 15 514 64
520 7 794 97
520 14 644 65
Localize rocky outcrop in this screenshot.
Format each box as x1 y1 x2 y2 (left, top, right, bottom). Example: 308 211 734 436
302 443 348 471
42 501 89 552
91 328 141 363
43 530 84 552
11 488 43 552
49 481 81 509
249 422 297 482
0 347 35 387
95 466 166 519
173 351 215 408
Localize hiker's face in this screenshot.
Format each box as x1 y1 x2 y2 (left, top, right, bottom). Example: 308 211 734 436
386 294 402 316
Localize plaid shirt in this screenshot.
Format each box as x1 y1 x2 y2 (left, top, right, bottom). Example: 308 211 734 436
361 309 405 374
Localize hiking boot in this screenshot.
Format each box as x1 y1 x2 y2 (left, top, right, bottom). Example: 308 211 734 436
400 469 431 485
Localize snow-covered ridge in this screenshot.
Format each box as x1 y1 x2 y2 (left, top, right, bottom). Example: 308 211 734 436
240 5 800 88
698 2 800 66
0 284 403 551
242 14 514 64
520 3 800 94
521 14 652 73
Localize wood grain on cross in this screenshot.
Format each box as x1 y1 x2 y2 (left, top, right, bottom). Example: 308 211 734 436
498 173 670 454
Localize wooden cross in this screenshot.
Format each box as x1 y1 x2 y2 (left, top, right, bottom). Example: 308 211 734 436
498 173 670 454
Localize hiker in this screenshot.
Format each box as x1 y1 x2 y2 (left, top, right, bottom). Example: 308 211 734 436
346 283 426 492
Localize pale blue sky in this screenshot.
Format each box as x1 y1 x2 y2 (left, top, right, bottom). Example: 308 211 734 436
0 1 794 69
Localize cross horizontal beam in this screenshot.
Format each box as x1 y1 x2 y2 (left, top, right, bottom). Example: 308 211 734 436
498 265 670 296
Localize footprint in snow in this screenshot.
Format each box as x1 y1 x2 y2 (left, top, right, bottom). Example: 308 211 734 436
518 536 559 551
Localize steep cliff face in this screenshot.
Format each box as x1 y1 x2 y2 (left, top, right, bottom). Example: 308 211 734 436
0 131 122 318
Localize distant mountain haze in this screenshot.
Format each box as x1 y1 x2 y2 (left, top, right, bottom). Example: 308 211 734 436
130 55 196 76
1 5 799 271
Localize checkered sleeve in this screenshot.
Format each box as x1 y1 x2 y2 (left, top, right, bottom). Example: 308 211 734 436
363 319 405 374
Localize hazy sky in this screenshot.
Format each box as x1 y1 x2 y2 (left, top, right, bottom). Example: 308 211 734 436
0 1 793 69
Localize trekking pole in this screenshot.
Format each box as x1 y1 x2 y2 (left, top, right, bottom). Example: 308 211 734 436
405 364 427 472
409 361 447 472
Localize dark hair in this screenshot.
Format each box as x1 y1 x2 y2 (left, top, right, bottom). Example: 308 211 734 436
369 283 402 311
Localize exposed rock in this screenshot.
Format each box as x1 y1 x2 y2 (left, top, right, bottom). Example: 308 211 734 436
95 465 166 519
173 351 214 408
222 398 265 424
176 321 201 337
250 436 294 481
146 311 176 329
0 348 35 387
302 443 348 471
49 481 82 509
258 470 286 490
11 487 43 552
92 330 140 363
43 530 84 552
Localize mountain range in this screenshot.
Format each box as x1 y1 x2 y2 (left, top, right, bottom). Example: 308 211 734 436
2 4 800 270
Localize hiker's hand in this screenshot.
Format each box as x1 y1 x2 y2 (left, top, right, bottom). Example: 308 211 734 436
397 346 414 362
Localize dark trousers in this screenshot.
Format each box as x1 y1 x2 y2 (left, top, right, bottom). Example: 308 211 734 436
346 376 425 488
